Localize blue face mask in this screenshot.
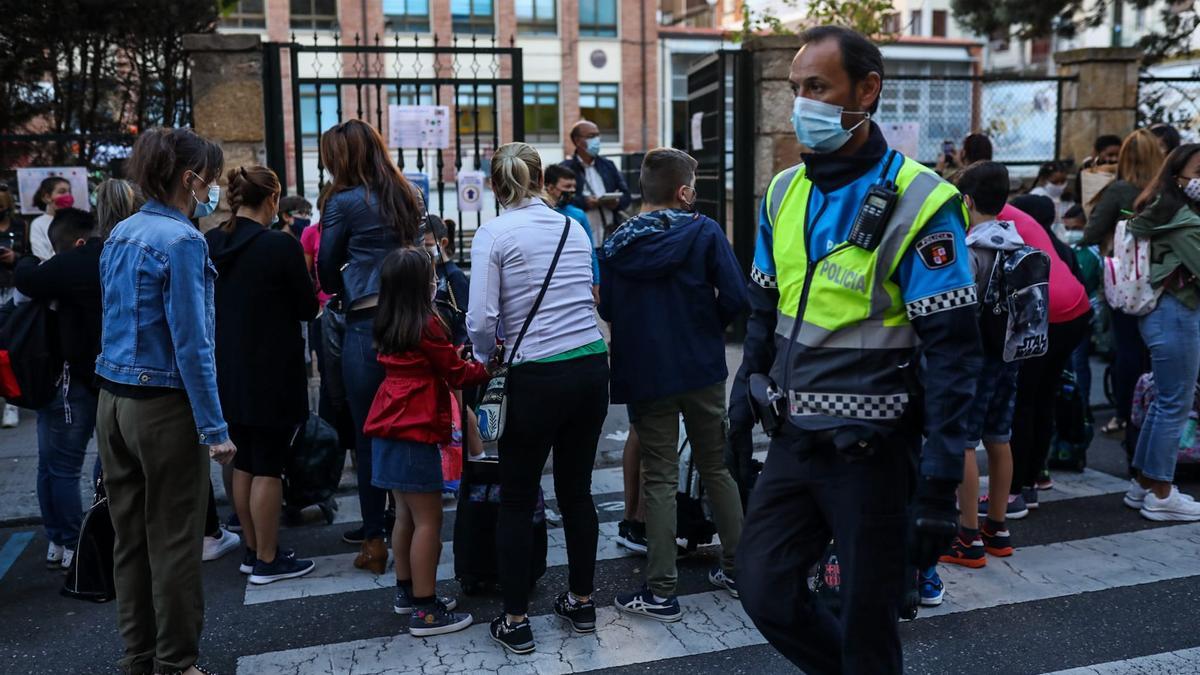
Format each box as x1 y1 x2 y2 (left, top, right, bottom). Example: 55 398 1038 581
586 136 601 157
270 213 280 228
792 96 870 154
191 180 220 219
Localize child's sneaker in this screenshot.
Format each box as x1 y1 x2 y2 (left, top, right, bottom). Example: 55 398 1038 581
938 532 986 568
393 585 458 614
409 600 472 637
489 615 535 654
1021 487 1039 510
615 519 648 554
978 493 1029 520
707 566 739 598
614 587 682 623
919 567 944 607
553 592 597 633
980 522 1014 557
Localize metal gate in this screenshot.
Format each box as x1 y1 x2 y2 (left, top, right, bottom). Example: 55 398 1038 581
261 34 524 255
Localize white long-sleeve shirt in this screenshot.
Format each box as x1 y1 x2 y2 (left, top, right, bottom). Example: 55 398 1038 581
467 197 602 364
30 214 54 261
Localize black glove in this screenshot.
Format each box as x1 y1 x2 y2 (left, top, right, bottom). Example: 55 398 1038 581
909 476 959 569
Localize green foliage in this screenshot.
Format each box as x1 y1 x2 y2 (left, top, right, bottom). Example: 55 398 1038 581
730 0 899 43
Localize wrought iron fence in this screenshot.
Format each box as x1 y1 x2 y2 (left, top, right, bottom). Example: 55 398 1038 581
1138 77 1200 142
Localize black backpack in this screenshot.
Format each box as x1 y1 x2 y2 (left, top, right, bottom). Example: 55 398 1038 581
1049 369 1093 471
283 414 343 514
980 246 1051 362
62 477 116 603
677 433 718 552
0 300 61 409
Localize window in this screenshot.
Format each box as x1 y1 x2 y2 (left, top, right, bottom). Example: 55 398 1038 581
299 85 340 147
390 84 436 108
516 0 557 35
451 0 494 34
290 0 337 30
1135 7 1146 30
990 27 1010 52
222 0 266 28
579 0 617 37
882 12 901 34
909 10 922 36
455 90 496 137
384 0 430 33
578 83 619 140
523 83 560 143
932 10 947 38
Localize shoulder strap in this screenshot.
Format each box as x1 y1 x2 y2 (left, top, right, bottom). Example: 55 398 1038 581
507 216 571 366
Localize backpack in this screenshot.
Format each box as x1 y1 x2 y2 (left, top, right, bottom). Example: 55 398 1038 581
1130 372 1200 465
676 419 717 553
1049 369 1093 471
0 300 61 409
980 246 1051 362
61 477 116 603
1103 219 1162 316
283 414 343 520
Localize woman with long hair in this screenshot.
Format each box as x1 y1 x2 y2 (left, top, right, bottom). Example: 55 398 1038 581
94 127 233 675
467 142 609 655
1123 144 1200 521
317 119 422 573
94 178 142 241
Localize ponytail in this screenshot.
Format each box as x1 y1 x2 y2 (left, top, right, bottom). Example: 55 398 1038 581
491 142 544 208
223 165 281 232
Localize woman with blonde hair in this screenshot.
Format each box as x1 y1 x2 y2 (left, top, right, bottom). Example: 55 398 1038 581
466 142 608 654
94 178 142 240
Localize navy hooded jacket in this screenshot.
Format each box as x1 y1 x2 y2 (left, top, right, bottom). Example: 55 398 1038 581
598 209 749 405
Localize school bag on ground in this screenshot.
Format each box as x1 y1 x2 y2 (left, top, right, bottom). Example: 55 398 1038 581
283 414 342 525
62 476 116 603
0 299 61 409
1103 219 1162 316
1049 369 1093 471
452 455 548 595
980 246 1051 362
1129 373 1200 465
676 421 718 553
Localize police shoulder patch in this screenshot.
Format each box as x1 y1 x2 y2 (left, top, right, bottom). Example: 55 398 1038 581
914 231 956 270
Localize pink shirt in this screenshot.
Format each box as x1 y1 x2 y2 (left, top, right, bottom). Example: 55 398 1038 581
1000 204 1091 324
300 223 332 307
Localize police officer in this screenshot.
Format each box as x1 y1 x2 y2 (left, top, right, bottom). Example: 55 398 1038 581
736 26 982 674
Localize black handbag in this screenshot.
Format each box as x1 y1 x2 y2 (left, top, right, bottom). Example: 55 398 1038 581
62 475 116 603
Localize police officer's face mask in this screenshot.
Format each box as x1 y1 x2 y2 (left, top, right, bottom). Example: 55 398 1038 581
792 96 870 154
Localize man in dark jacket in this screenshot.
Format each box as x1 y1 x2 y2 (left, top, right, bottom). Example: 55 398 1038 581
600 147 748 622
562 120 632 249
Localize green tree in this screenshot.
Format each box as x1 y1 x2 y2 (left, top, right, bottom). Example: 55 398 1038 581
733 0 900 43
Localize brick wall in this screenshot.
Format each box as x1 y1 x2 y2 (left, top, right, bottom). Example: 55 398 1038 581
560 1 581 156
619 0 658 153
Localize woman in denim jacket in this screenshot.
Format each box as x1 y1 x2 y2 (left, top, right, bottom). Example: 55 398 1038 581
94 128 234 675
317 119 423 572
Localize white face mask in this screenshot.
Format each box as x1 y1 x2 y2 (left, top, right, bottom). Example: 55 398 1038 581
1042 182 1066 200
1183 177 1200 203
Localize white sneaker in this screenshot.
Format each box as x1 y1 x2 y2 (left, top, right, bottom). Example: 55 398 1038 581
61 548 75 570
202 528 242 561
1140 486 1200 522
1 404 18 428
46 542 64 568
1123 479 1149 509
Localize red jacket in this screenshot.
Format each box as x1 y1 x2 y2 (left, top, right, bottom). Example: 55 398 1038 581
363 317 491 445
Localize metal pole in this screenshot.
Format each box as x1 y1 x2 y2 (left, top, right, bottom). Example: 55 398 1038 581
289 41 305 197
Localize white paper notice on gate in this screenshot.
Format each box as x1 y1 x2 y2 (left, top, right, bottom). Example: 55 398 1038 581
388 105 451 149
878 122 921 160
457 171 485 213
16 166 90 215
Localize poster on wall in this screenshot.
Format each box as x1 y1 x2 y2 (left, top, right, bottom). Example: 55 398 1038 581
457 171 485 213
389 105 451 149
405 172 430 208
877 122 921 159
16 167 90 215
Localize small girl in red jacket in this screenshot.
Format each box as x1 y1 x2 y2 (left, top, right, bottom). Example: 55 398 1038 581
364 247 494 637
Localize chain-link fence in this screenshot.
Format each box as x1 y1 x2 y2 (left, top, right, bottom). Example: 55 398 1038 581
875 75 1069 169
1138 77 1200 143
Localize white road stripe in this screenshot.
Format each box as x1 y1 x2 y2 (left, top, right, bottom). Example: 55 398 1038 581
238 522 1200 673
1041 646 1200 674
979 468 1130 504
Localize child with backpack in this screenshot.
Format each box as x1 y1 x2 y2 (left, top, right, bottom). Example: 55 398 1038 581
362 247 498 637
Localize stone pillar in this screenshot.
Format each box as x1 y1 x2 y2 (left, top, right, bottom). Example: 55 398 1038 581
742 35 803 201
1055 47 1141 165
183 33 267 230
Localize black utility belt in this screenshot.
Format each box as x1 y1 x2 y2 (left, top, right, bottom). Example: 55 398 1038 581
793 427 881 462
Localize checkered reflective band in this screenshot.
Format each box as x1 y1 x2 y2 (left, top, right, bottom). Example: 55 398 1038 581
751 266 777 289
904 286 977 320
788 391 910 420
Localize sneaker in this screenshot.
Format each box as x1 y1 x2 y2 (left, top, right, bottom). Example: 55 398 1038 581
918 567 944 607
614 587 683 623
45 542 64 569
615 519 648 554
980 524 1014 557
60 548 75 570
225 513 243 533
393 586 458 615
978 493 1029 520
1036 473 1055 491
342 526 366 545
409 600 473 637
553 592 597 633
489 615 535 655
1124 479 1150 510
1140 486 1200 522
544 506 563 527
202 528 241 562
1 404 19 428
708 566 739 598
1021 487 1039 510
240 547 295 574
938 534 986 568
248 554 316 584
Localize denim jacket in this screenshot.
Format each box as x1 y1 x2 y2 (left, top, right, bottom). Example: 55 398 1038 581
96 200 228 445
317 186 406 307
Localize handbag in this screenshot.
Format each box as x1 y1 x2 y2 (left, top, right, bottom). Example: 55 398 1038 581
476 216 572 443
62 475 116 603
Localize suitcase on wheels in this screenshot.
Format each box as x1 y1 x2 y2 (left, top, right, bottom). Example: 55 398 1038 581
452 455 548 595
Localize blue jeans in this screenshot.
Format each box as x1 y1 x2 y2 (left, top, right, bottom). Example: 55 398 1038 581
342 315 387 538
1069 320 1093 411
1134 294 1200 482
36 376 98 548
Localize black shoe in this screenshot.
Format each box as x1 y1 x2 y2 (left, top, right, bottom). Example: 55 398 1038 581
393 585 458 615
342 526 366 545
248 554 316 585
225 513 242 533
489 615 535 655
409 600 473 637
240 547 295 575
615 519 648 554
553 592 596 633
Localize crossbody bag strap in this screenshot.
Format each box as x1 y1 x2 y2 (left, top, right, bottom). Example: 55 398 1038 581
507 216 571 367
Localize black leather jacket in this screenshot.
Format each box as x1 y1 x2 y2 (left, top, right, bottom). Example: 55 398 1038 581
317 186 407 307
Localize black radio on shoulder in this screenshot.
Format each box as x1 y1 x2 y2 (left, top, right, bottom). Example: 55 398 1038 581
847 182 898 251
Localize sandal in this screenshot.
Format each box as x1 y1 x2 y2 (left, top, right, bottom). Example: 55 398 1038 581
1100 417 1126 434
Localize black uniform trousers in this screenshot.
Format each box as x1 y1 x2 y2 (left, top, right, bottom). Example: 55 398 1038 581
737 423 916 675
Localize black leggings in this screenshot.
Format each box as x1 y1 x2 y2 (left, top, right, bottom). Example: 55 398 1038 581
1011 312 1091 493
496 354 609 615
